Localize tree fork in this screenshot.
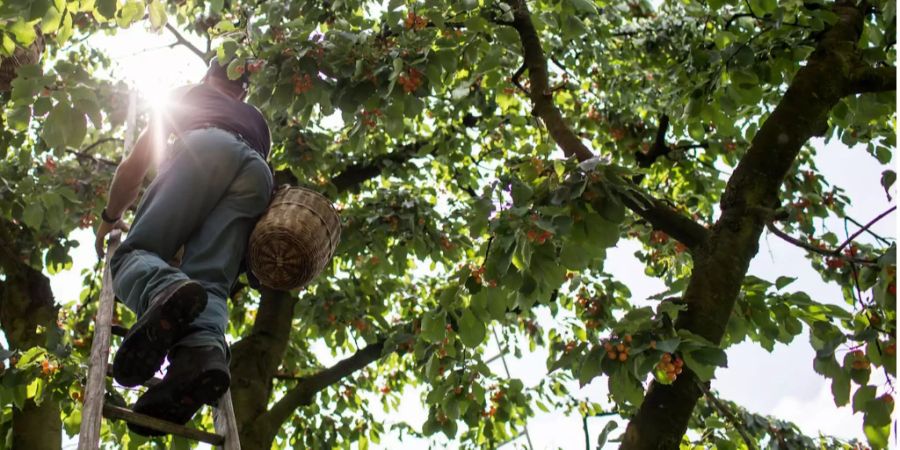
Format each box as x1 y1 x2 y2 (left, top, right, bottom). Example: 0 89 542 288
503 0 709 248
621 2 871 448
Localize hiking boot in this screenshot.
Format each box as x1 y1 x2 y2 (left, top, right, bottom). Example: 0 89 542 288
128 345 230 437
112 280 208 387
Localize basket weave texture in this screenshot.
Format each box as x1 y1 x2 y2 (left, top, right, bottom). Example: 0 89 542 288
0 31 44 92
249 186 341 291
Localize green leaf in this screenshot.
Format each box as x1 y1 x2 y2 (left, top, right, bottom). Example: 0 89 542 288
864 397 893 427
33 97 52 116
22 203 44 230
569 0 597 13
27 0 51 21
116 1 144 28
18 347 46 366
560 240 591 270
596 421 618 448
853 385 877 413
583 213 619 248
881 170 895 201
511 179 533 205
40 6 63 34
830 369 851 407
654 338 680 353
596 197 625 224
42 103 86 149
864 422 890 450
1 34 14 56
458 309 486 348
421 310 446 343
148 0 167 30
97 0 117 19
7 105 31 131
578 347 604 386
9 20 37 46
56 12 72 44
608 365 644 407
774 276 796 290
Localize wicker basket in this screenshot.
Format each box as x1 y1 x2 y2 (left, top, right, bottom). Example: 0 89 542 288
248 185 341 291
0 30 44 92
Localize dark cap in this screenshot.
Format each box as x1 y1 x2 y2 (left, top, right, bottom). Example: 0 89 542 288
205 57 250 91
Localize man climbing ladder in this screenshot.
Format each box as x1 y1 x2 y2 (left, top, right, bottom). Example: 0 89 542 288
94 58 273 436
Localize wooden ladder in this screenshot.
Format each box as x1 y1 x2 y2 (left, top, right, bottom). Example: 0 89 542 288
76 231 241 450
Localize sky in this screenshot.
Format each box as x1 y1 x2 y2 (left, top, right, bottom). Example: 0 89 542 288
54 17 896 450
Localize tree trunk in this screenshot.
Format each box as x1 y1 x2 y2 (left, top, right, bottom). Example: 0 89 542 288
12 399 61 450
229 288 297 444
620 2 867 448
0 221 64 450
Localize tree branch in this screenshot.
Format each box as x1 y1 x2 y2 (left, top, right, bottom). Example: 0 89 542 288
622 2 872 447
847 65 896 94
635 114 671 168
66 138 123 167
697 382 758 450
615 195 709 248
763 206 893 266
845 215 892 245
502 0 709 247
505 0 593 162
165 23 207 62
330 142 426 193
259 342 385 433
835 205 896 252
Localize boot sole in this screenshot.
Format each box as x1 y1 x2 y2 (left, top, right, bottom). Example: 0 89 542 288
112 281 207 387
128 367 230 437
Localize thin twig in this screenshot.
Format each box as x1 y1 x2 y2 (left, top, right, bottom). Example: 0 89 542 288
697 382 758 450
80 137 123 154
165 23 207 62
66 138 122 167
845 216 892 245
724 12 755 29
765 222 878 265
511 63 529 95
582 414 590 450
836 205 896 253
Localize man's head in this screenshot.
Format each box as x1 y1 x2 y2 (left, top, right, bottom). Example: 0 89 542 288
203 58 250 100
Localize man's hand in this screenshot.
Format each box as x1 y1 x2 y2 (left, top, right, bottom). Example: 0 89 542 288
95 218 130 258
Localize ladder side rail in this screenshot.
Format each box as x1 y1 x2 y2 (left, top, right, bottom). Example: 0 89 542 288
76 231 121 450
214 389 241 450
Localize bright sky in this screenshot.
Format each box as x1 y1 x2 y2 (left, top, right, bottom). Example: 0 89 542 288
55 20 895 450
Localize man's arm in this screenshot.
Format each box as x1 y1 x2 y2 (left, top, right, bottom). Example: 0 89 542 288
94 84 197 257
93 126 158 257
103 127 157 218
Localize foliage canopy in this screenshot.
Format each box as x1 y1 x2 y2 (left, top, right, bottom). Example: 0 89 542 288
0 0 895 448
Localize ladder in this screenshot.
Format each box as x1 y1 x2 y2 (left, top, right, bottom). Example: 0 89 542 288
76 230 241 450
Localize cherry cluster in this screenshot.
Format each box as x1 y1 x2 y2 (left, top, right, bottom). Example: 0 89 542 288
398 68 423 93
603 335 632 362
404 11 428 30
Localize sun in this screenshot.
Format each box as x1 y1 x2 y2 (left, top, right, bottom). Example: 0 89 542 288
90 25 207 113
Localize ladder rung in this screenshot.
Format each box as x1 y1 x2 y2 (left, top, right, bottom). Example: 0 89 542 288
102 403 225 446
111 325 130 337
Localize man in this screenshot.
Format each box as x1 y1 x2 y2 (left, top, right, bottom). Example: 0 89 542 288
94 59 273 435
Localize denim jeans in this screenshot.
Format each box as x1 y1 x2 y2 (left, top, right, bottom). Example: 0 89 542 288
110 128 273 357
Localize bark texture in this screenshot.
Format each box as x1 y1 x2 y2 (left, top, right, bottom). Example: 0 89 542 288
0 220 62 450
620 2 870 448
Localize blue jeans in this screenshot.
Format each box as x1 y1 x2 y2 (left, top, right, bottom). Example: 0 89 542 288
110 128 273 356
